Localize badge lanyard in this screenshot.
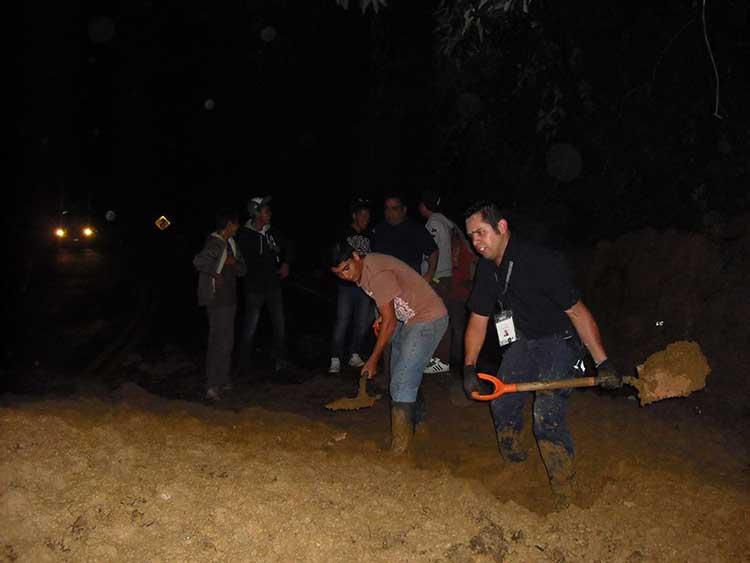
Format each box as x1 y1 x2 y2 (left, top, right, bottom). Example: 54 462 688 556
494 260 518 347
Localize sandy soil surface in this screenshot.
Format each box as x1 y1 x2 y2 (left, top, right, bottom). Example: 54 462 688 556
4 220 750 562
2 365 748 562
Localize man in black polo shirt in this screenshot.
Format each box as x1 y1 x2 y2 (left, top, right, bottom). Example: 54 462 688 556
462 200 621 502
371 193 438 279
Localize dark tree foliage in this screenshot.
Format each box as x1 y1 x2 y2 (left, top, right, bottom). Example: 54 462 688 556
427 0 749 240
16 0 748 252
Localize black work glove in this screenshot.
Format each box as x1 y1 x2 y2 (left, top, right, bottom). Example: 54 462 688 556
596 359 623 389
463 365 492 399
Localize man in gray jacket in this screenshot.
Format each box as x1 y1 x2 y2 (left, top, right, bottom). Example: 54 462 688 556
193 208 247 400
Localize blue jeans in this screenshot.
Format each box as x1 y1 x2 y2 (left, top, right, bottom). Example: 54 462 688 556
241 289 286 365
331 284 373 359
390 315 448 402
489 331 583 455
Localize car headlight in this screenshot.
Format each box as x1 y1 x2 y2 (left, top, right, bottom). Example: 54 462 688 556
55 228 66 238
82 226 94 237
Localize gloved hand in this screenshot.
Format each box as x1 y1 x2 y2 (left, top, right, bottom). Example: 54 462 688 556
463 365 493 399
596 358 623 389
462 365 480 398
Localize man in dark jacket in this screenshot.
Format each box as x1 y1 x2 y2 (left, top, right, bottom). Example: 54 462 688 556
236 195 291 376
193 208 247 400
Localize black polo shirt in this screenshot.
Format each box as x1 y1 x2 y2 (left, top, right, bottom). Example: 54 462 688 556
467 234 580 339
370 218 437 273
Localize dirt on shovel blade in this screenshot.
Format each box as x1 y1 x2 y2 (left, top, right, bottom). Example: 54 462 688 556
325 377 381 411
626 340 711 406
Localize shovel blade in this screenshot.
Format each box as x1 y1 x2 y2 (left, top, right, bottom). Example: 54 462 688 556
325 374 382 411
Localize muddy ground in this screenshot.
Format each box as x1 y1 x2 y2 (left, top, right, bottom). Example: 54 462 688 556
2 221 750 561
2 359 749 562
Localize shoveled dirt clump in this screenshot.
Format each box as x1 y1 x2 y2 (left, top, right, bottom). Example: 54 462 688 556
325 375 381 411
629 340 711 405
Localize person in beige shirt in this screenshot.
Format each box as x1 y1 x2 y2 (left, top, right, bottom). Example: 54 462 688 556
330 243 448 455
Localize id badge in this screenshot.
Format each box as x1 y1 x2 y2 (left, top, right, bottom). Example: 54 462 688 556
494 310 518 347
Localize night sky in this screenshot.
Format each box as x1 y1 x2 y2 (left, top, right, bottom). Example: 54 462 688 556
18 2 432 251
14 0 749 262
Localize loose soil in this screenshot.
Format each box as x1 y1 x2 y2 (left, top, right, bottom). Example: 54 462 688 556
3 220 750 561
1 365 748 562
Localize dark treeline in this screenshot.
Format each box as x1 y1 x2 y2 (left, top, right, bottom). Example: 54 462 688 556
13 0 748 262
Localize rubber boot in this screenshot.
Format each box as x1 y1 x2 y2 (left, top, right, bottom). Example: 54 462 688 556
414 389 427 424
390 402 415 455
496 428 528 463
537 439 576 507
414 389 429 440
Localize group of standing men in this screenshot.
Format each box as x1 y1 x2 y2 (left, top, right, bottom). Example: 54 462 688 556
194 192 624 503
329 196 623 503
329 191 470 377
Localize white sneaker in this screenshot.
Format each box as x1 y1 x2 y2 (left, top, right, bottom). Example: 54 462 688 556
348 353 365 368
328 357 341 374
423 357 450 374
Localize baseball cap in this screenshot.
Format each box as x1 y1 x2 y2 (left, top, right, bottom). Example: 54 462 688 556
248 195 272 215
349 196 371 214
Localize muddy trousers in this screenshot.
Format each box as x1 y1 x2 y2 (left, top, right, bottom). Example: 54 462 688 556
205 304 236 391
489 332 582 483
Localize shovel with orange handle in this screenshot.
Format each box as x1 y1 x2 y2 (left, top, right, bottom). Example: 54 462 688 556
472 372 598 401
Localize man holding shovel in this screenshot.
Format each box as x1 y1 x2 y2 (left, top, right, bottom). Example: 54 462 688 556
462 201 621 502
330 242 448 455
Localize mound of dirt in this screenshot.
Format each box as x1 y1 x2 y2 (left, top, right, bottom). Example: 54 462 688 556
1 377 749 562
580 216 750 414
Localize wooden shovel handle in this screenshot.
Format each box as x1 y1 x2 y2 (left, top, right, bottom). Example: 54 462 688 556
515 377 596 393
358 374 368 395
472 373 597 401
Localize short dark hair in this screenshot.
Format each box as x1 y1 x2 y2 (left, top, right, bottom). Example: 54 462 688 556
329 241 355 268
418 189 441 212
349 197 371 215
383 192 406 208
464 200 508 232
216 208 239 231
